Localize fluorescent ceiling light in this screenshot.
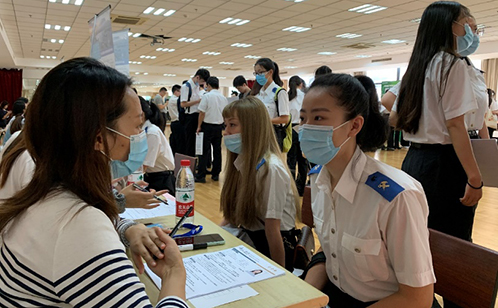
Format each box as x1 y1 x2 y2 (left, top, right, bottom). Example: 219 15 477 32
58 39 64 43
318 52 336 55
62 0 69 4
203 51 221 55
231 43 252 48
74 0 83 5
128 32 133 36
40 55 45 58
135 72 140 75
356 55 372 58
185 38 193 42
282 26 310 32
164 10 176 16
164 73 176 76
154 8 165 15
382 39 406 44
284 66 297 69
64 26 71 31
168 49 175 52
50 39 56 43
49 0 56 2
143 72 148 75
182 58 197 62
410 18 421 23
156 47 163 51
349 4 387 14
199 66 212 69
228 18 242 25
54 25 61 30
219 18 232 24
245 55 261 59
336 33 362 39
45 24 51 30
140 55 145 58
133 33 141 38
219 62 234 65
277 47 297 52
192 39 201 43
178 37 186 42
236 20 250 26
145 56 151 59
151 56 156 59
52 56 56 59
143 7 155 14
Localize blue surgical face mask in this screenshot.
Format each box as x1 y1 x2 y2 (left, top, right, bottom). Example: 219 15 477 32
224 133 242 154
455 23 474 54
106 127 148 179
255 73 268 86
299 122 350 166
459 32 479 57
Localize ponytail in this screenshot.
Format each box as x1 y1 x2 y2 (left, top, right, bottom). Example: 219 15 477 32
288 76 302 101
139 96 166 133
272 62 283 87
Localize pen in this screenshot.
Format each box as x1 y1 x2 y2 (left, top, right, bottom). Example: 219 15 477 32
132 183 168 205
178 243 208 251
169 206 194 238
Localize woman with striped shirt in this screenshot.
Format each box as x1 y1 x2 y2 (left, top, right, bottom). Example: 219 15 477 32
0 57 188 308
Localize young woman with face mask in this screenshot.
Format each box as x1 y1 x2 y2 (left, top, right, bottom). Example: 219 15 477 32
392 2 485 245
220 97 300 271
253 58 290 151
0 58 188 308
301 74 435 308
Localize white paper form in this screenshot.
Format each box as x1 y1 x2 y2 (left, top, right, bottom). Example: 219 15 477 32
145 245 284 300
120 194 175 220
195 132 204 155
189 285 259 308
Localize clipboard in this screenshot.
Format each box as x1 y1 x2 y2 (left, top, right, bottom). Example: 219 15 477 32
471 139 498 188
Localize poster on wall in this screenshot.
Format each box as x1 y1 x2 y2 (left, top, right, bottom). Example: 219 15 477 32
381 81 400 96
112 29 130 76
88 5 115 68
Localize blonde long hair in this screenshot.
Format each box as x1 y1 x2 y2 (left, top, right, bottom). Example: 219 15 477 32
221 97 300 228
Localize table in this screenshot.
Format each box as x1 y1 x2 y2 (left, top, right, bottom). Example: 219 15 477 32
133 212 328 308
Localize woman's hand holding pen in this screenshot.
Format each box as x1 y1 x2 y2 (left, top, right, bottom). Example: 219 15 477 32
121 180 168 209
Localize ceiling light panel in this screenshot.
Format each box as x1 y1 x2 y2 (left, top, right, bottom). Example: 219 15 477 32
356 55 372 58
219 62 234 65
156 48 175 52
203 51 221 55
143 7 155 14
220 17 250 26
336 33 362 39
348 4 387 14
179 37 201 43
318 52 337 55
164 10 176 17
182 58 198 62
382 39 406 44
48 0 83 5
282 26 311 32
199 66 212 69
163 74 176 77
277 48 297 52
244 55 261 59
231 43 252 48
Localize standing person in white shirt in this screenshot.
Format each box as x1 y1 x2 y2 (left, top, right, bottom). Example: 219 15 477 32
153 87 168 127
168 84 184 155
286 75 308 195
180 69 210 157
253 58 290 151
301 73 435 308
196 77 228 183
392 2 484 250
486 88 498 137
140 97 175 194
0 57 188 308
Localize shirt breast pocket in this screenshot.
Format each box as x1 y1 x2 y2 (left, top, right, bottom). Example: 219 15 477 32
341 232 389 282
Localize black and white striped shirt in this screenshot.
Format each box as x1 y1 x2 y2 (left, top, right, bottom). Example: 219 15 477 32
0 191 188 308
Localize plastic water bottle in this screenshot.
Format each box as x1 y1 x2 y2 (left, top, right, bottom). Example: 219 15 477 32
127 166 144 186
176 160 195 224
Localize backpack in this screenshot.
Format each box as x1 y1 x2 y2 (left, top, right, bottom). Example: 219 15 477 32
273 87 293 153
177 82 192 125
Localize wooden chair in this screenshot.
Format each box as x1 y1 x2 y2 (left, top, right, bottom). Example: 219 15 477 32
301 186 314 228
429 228 498 308
174 153 196 177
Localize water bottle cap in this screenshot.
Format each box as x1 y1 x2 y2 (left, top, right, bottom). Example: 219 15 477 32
180 160 191 167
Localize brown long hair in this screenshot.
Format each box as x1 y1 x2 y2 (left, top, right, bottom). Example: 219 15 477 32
220 97 300 228
0 57 131 232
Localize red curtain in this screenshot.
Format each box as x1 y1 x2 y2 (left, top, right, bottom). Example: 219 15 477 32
0 68 23 109
247 79 255 89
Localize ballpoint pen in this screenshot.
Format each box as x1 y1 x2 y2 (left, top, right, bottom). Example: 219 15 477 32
132 183 168 205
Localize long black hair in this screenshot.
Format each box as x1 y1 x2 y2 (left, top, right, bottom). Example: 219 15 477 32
288 76 304 101
254 58 283 87
139 96 166 132
396 1 471 134
310 74 386 152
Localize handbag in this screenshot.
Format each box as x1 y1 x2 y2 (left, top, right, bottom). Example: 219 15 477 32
293 226 315 270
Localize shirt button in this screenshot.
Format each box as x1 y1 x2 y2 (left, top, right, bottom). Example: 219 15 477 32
331 228 336 234
333 275 338 281
332 253 337 258
354 248 361 253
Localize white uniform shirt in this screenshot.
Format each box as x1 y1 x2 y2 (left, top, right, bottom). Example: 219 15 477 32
153 94 167 114
180 79 201 114
169 94 179 122
0 190 188 308
0 131 35 199
289 89 305 124
393 52 477 144
463 59 488 130
233 153 296 231
255 81 290 119
198 89 228 125
310 147 435 302
142 120 175 173
389 82 401 96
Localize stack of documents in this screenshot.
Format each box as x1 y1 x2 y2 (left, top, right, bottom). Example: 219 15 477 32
120 194 175 220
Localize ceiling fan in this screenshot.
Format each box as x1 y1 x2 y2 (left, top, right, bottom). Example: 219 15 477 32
137 34 172 46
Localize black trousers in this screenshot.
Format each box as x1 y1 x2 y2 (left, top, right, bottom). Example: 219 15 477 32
273 125 285 151
197 123 223 179
144 171 176 195
170 121 186 156
244 228 297 272
287 127 308 195
184 113 199 157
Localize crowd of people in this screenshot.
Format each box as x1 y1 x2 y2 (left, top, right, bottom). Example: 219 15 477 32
0 1 496 307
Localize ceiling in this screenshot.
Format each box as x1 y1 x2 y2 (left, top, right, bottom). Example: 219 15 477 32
1 0 498 92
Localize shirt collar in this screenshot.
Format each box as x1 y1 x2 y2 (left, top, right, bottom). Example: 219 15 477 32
261 81 277 97
315 146 366 204
233 155 242 171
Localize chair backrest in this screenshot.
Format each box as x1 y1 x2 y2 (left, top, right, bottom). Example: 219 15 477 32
174 153 196 177
429 228 498 308
301 186 314 228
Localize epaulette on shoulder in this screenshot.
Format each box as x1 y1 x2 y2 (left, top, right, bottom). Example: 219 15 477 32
308 165 322 175
365 171 404 202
